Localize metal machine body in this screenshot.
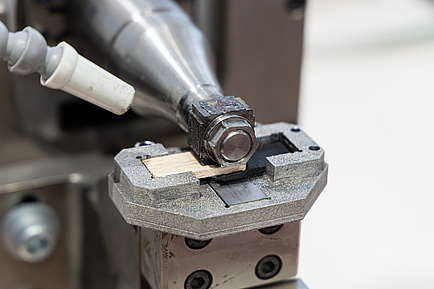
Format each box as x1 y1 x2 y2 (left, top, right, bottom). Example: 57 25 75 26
140 223 300 289
0 0 316 288
71 0 259 167
108 122 327 288
0 154 111 289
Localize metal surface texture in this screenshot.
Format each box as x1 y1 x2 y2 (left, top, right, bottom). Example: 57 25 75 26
71 0 221 127
190 96 258 166
0 1 309 288
109 122 328 240
83 176 141 289
70 0 258 165
1 202 60 263
140 222 299 289
0 154 111 289
209 180 268 207
0 0 188 157
0 0 303 158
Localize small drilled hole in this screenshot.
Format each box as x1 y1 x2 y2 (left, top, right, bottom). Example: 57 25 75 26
136 156 142 159
291 127 300 132
309 146 320 151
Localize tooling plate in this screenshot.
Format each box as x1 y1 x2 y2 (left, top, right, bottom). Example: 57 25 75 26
109 122 328 239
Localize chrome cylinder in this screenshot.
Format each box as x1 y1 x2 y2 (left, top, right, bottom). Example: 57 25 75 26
72 0 222 129
71 0 258 165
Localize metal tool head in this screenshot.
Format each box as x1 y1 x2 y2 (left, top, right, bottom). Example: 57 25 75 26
205 114 258 166
189 96 259 166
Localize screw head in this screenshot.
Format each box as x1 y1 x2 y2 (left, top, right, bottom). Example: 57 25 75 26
185 238 212 250
259 224 284 235
1 202 59 263
184 270 213 289
255 255 282 280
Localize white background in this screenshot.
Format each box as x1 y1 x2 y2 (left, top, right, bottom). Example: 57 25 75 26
298 0 434 288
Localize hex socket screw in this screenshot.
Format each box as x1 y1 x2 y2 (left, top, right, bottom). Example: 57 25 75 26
1 202 60 263
259 224 284 235
185 238 212 250
184 270 213 289
255 255 282 280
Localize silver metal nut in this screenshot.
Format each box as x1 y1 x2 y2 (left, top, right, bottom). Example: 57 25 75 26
205 115 259 166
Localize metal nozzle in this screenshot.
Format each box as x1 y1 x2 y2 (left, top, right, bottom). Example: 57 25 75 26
71 0 259 165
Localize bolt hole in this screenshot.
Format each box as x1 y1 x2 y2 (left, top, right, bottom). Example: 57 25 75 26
255 255 282 280
286 0 305 12
259 224 283 235
285 0 305 20
291 127 300 132
184 270 212 289
185 238 212 250
309 145 320 151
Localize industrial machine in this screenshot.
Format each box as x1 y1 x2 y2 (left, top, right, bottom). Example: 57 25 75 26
0 0 326 288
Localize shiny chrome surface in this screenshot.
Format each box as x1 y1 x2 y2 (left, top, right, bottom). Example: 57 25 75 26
221 130 251 161
71 0 258 165
110 122 327 240
72 0 222 128
205 114 258 166
0 154 111 289
1 202 59 263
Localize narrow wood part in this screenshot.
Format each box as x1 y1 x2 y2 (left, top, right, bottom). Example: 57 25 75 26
143 152 246 179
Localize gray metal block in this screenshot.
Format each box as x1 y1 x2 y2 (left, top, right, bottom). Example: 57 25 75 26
110 123 328 240
140 222 300 289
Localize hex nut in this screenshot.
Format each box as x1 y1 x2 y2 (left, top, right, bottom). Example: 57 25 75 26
205 115 259 166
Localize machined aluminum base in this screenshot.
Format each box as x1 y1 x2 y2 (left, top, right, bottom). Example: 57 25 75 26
140 222 300 289
109 122 328 240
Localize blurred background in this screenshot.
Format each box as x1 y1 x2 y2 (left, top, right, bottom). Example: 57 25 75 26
1 0 434 288
299 0 434 288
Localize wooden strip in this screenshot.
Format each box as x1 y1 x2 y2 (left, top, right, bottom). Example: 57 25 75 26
143 152 246 179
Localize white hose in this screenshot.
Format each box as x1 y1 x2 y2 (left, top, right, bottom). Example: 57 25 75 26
41 42 134 115
0 21 135 115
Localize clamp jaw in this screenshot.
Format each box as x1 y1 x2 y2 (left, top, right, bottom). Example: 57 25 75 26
109 122 328 288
